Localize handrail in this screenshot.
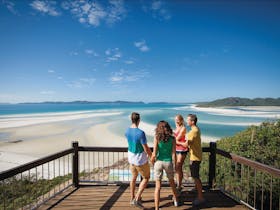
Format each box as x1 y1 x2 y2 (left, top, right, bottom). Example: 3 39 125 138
0 148 73 180
78 146 211 152
0 145 212 182
216 148 280 177
1 142 279 210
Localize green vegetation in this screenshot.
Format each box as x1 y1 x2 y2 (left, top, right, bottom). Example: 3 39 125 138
197 97 280 107
216 120 280 209
0 174 72 210
217 120 280 168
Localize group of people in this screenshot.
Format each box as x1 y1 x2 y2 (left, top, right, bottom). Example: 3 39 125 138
125 112 206 209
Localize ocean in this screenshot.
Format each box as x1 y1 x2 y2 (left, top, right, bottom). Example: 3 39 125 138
0 103 280 143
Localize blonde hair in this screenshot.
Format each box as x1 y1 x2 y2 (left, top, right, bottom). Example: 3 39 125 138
175 114 185 126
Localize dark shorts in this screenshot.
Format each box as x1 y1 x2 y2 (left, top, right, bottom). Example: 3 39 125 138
176 150 188 155
189 160 201 179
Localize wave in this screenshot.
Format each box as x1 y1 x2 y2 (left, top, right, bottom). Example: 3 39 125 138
0 111 123 129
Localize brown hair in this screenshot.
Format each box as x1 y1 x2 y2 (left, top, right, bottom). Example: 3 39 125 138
155 120 174 143
131 112 140 124
175 114 184 126
188 114 198 125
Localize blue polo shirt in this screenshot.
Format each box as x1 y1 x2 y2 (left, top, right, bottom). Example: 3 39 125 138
125 127 148 166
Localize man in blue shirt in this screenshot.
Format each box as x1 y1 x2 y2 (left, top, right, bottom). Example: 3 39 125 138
125 112 152 208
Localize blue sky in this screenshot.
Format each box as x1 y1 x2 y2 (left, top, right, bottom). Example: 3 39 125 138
0 0 279 103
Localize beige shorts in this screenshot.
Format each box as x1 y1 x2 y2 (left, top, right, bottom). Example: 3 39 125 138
154 160 174 181
130 161 150 179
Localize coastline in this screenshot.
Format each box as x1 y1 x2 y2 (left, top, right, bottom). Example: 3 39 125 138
191 105 280 118
0 123 127 171
3 104 278 172
0 114 218 172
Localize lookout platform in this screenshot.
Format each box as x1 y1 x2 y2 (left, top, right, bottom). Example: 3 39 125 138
39 184 246 209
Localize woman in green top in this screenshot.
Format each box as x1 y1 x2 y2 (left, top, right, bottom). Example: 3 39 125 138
151 121 179 209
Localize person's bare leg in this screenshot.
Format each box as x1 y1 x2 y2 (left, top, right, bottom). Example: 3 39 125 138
194 178 203 200
176 154 186 188
135 178 149 201
169 178 178 202
130 175 137 201
154 180 161 210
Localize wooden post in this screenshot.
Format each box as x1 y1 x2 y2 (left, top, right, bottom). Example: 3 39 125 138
72 141 79 188
208 142 216 189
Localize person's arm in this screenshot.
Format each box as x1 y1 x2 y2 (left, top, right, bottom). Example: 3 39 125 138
176 127 188 147
150 136 158 165
143 143 152 158
172 137 177 166
140 131 152 158
175 127 186 142
187 129 197 146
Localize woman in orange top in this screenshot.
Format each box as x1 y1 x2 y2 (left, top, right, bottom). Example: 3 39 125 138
174 114 188 192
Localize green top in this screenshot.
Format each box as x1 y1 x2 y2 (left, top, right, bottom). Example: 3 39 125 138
157 137 173 162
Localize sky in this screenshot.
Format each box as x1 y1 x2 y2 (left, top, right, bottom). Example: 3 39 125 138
0 0 280 103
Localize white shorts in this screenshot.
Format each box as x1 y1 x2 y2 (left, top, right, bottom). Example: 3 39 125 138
154 160 174 181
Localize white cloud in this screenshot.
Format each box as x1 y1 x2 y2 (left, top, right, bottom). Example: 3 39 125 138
70 51 78 56
143 0 171 20
62 0 126 27
85 49 98 56
106 48 122 62
110 69 149 83
85 49 93 54
105 49 111 55
2 0 18 15
124 60 134 64
48 69 55 73
134 40 150 52
151 1 162 10
57 76 63 80
40 90 55 95
67 78 96 88
30 0 60 16
106 0 126 25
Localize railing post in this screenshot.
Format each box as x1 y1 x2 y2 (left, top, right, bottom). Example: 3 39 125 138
72 141 79 188
208 142 216 189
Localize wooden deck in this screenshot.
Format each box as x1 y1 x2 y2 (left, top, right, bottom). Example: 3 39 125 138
39 184 247 210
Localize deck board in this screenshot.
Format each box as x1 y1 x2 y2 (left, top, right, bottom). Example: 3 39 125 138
39 185 247 209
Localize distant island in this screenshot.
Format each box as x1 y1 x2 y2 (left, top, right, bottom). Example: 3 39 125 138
197 97 280 107
19 101 146 105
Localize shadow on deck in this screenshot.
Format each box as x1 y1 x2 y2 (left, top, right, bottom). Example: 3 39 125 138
39 184 246 210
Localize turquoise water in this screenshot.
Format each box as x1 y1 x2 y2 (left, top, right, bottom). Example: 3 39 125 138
0 103 278 141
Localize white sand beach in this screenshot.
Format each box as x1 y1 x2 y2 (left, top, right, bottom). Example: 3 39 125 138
4 101 269 174
0 112 128 172
191 105 280 118
0 109 224 173
0 111 123 129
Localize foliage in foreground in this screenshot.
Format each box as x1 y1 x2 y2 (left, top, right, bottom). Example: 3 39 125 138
0 174 72 210
216 120 280 210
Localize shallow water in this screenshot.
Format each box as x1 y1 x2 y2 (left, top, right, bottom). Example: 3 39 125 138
0 103 279 141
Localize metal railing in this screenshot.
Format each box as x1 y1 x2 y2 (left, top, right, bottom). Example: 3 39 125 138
0 149 73 210
1 141 279 209
215 146 280 210
74 142 212 186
